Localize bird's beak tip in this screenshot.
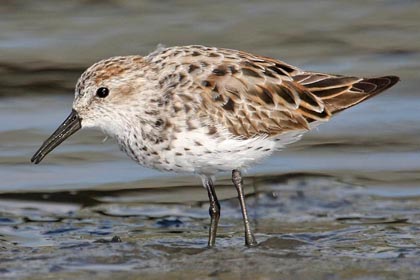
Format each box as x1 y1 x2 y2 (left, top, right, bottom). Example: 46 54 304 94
31 110 81 164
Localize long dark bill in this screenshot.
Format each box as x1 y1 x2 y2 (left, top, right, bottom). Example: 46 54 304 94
31 109 82 164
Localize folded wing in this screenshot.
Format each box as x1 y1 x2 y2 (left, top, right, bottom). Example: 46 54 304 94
197 50 399 138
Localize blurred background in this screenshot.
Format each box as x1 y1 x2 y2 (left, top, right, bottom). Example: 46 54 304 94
0 1 419 279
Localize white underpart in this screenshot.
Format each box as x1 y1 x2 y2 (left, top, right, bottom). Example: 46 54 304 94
167 125 307 175
82 107 321 176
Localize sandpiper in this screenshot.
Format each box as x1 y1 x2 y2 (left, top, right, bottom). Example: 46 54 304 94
31 45 399 247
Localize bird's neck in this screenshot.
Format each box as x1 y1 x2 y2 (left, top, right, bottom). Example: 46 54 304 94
109 95 165 153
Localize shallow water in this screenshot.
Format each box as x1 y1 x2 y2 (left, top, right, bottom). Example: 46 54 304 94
1 0 420 279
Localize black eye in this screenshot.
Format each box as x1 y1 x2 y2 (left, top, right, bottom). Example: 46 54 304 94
96 87 109 98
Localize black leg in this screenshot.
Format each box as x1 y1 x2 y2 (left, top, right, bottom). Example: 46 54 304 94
203 176 220 247
232 170 257 246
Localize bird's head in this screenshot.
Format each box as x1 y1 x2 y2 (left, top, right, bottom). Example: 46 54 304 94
31 55 151 164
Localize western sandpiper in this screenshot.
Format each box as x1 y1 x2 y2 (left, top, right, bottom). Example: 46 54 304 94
31 45 399 247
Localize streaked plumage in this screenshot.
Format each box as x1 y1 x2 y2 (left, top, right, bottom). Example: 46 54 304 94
31 45 399 247
148 46 398 136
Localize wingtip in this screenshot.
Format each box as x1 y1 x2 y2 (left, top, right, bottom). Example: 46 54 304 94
379 75 400 87
387 75 400 86
313 74 400 115
361 75 400 95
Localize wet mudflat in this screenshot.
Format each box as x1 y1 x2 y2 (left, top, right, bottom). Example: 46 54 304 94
1 0 420 279
0 173 419 279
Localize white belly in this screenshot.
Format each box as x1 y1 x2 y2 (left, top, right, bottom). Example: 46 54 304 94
118 124 306 175
152 127 306 175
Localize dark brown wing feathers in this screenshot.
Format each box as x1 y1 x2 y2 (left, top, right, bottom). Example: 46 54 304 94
302 75 400 114
193 48 399 138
